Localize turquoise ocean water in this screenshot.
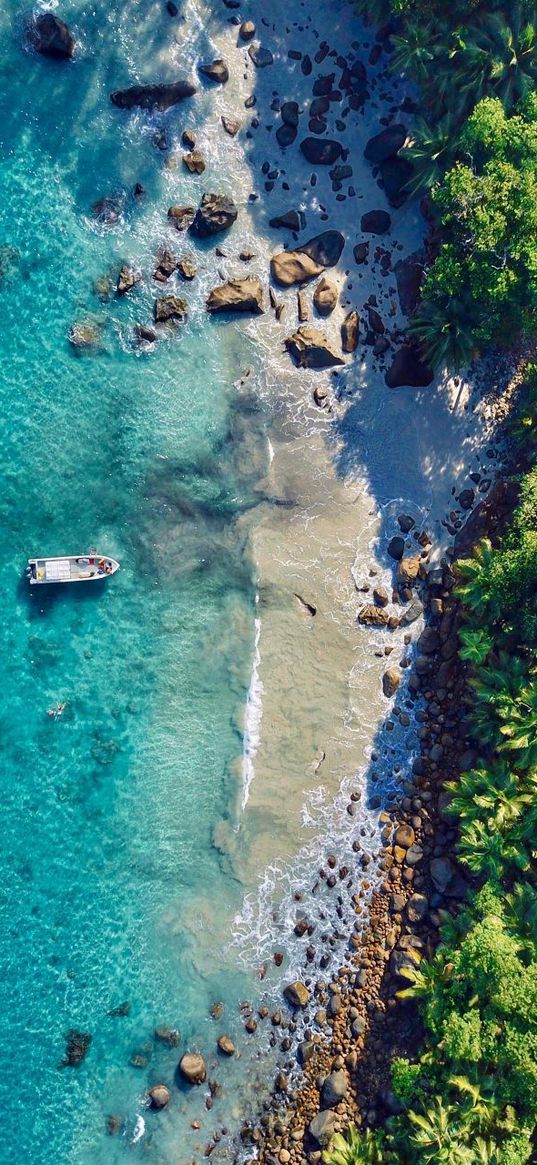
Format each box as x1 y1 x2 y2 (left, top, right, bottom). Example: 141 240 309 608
0 3 274 1159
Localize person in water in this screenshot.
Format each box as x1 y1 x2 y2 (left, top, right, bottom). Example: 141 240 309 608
47 702 66 719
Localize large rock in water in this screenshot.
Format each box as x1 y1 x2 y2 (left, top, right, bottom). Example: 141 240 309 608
285 326 344 370
271 251 323 287
179 1052 207 1084
60 1029 92 1067
300 138 343 165
385 346 434 388
283 981 310 1008
269 210 301 231
110 80 196 110
364 125 407 164
189 193 238 237
148 1084 170 1109
206 278 264 314
30 13 75 58
198 59 229 83
154 295 188 323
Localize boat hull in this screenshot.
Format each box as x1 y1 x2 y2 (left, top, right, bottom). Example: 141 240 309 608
27 554 120 585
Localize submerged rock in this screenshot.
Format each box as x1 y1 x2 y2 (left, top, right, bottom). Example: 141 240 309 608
154 1026 181 1047
189 193 238 238
179 1052 207 1084
110 80 196 111
206 277 264 314
60 1029 92 1067
29 13 75 59
69 320 101 349
285 326 344 369
92 196 122 226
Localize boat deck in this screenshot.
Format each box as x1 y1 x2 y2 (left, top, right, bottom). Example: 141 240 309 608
28 555 119 584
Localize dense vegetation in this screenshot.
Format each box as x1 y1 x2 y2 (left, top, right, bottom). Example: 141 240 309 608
321 1 537 1161
357 0 537 368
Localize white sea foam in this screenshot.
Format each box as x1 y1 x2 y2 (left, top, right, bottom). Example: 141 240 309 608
241 598 263 811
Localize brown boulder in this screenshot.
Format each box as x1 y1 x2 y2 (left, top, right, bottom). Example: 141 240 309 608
221 116 241 136
190 193 238 237
167 206 196 231
217 1035 236 1056
148 1085 170 1110
285 326 344 369
382 668 400 698
179 1053 207 1084
199 59 229 83
271 251 323 287
117 265 141 295
341 310 359 352
313 276 337 316
239 20 256 40
154 295 187 323
183 151 206 174
357 605 390 627
397 555 421 585
284 981 310 1008
206 278 264 315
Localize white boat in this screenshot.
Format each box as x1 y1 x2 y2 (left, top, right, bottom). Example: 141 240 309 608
27 553 120 585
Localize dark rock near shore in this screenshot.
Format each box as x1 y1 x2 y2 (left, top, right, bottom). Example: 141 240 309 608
321 1069 348 1109
285 326 344 369
385 346 434 388
299 230 345 267
111 80 196 111
206 278 264 314
60 1030 92 1067
183 150 206 174
92 196 122 226
300 138 343 165
387 535 405 560
364 125 407 164
117 266 141 295
190 193 238 237
361 210 391 235
269 210 301 231
248 44 274 67
309 1111 337 1147
30 13 75 59
199 59 229 84
277 124 298 147
381 155 413 207
354 242 369 264
134 323 157 344
394 255 424 316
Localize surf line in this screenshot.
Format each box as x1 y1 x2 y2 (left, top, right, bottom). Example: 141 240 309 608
241 590 263 811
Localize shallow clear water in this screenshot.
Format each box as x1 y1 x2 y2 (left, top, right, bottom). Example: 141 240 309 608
0 3 272 1160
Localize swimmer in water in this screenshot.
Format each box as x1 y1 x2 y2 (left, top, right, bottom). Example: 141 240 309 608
47 702 67 719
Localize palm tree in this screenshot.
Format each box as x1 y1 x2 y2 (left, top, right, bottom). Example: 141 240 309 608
456 539 496 618
454 7 537 113
322 1127 388 1165
497 682 537 769
407 1099 474 1164
458 626 494 666
458 818 530 878
407 297 477 370
404 113 462 196
390 20 440 88
445 762 530 831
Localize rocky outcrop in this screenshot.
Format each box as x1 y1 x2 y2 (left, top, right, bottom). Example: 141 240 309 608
239 20 256 40
134 323 157 344
117 266 141 295
30 13 75 59
189 193 238 237
92 197 122 225
110 80 196 111
285 326 344 369
313 276 337 316
183 150 206 174
177 258 197 281
199 59 229 84
153 250 177 282
148 1085 170 1109
154 295 187 323
69 320 101 349
154 1026 181 1047
221 115 241 136
206 278 264 314
364 125 407 164
341 310 359 353
357 605 390 627
361 210 391 234
308 1111 337 1147
179 1052 207 1084
283 981 310 1008
385 346 434 388
167 206 196 231
321 1070 348 1109
300 138 342 165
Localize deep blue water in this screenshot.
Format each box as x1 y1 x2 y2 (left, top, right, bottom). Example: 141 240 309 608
0 3 270 1159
